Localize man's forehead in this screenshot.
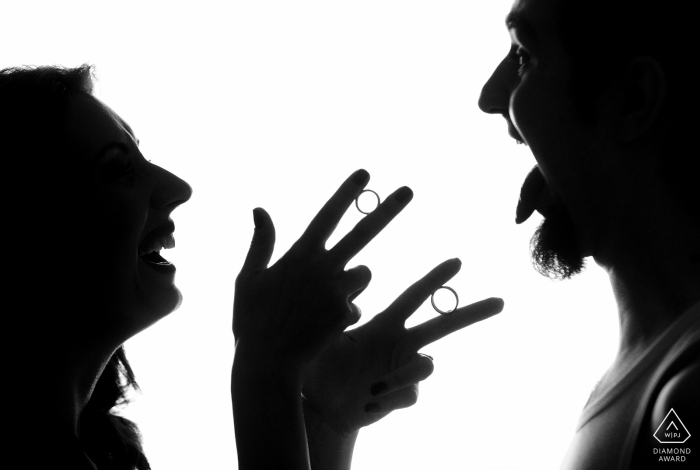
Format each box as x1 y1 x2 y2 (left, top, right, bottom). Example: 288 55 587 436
506 10 539 44
97 99 138 142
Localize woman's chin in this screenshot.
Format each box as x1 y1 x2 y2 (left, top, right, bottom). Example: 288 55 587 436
122 285 184 336
146 286 183 319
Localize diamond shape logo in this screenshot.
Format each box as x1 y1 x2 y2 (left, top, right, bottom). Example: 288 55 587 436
653 408 691 444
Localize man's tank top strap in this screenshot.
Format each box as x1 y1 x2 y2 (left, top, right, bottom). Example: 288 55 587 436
576 301 700 431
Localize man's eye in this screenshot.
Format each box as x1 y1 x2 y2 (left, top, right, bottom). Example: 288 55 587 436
516 49 531 75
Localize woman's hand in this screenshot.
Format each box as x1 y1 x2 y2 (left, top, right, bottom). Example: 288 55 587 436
302 258 504 437
232 170 413 470
233 168 413 368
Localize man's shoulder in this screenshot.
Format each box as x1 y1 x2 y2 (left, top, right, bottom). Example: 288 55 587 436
650 359 700 432
630 355 699 469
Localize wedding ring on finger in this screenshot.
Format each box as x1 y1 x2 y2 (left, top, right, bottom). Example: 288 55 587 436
355 189 380 215
431 286 459 315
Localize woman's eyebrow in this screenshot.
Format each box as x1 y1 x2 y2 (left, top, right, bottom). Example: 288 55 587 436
98 142 130 160
118 118 139 146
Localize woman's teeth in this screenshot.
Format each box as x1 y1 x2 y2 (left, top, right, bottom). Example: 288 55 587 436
141 250 171 265
138 234 175 257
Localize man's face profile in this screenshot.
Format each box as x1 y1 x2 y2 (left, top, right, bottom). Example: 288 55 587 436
479 0 589 280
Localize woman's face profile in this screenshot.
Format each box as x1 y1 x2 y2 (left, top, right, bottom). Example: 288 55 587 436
59 95 193 342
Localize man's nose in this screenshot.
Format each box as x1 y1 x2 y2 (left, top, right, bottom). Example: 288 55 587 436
478 58 512 115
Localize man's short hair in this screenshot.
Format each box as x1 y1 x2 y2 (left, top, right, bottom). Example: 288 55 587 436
554 0 697 217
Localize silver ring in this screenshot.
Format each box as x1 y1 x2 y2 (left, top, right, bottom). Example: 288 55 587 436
355 189 380 215
431 286 459 315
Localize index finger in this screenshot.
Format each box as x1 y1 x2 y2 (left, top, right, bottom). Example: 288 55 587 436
404 297 504 351
298 169 370 250
379 258 462 324
329 185 413 266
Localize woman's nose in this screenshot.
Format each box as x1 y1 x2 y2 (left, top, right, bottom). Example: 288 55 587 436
152 166 193 211
478 57 513 115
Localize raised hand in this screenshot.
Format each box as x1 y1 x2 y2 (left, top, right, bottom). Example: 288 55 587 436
233 169 413 366
302 258 504 438
231 169 414 470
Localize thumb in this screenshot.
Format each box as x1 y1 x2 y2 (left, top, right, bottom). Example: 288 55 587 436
240 207 276 275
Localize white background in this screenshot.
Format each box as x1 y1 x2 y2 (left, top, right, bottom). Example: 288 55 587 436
2 1 619 468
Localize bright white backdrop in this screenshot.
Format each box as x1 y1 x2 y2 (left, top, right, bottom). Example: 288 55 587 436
2 1 619 469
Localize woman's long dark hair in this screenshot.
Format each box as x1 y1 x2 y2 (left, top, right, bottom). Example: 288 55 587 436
81 347 150 470
1 64 150 470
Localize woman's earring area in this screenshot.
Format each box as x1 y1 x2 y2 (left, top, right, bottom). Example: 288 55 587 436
355 189 381 215
431 286 459 315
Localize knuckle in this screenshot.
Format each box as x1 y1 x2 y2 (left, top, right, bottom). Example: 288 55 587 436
354 265 372 284
403 386 419 406
356 264 372 277
346 304 362 325
419 357 435 377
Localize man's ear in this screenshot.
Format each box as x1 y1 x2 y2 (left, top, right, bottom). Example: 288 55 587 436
615 56 666 142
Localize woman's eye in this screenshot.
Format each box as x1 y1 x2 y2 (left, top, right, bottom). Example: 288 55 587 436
101 160 135 181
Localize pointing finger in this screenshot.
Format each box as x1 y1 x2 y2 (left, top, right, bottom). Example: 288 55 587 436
380 258 462 324
405 297 504 351
298 169 370 251
329 186 413 266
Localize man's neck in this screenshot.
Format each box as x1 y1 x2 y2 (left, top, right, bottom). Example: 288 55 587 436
603 227 700 363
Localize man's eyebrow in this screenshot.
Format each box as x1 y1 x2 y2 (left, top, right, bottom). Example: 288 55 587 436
505 12 538 43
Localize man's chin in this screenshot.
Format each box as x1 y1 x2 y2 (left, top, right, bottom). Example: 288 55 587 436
530 205 586 280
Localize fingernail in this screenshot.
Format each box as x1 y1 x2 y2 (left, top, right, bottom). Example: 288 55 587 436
395 186 413 203
353 169 369 185
370 382 387 396
419 353 434 361
365 403 380 413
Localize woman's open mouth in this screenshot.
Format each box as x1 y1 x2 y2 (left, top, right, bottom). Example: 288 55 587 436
140 249 176 273
140 250 172 266
138 223 177 272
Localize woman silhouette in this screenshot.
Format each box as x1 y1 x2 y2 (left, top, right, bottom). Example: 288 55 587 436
2 64 503 469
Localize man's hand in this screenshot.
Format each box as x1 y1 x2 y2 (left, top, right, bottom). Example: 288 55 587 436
302 258 504 437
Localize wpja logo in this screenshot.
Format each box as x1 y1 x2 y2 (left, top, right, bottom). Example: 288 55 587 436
652 408 691 463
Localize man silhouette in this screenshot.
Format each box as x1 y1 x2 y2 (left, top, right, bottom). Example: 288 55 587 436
231 1 698 467
478 0 699 468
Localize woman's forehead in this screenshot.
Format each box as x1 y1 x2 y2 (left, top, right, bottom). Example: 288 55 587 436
66 95 137 155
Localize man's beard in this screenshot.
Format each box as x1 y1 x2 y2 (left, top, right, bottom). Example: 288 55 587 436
530 201 586 280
